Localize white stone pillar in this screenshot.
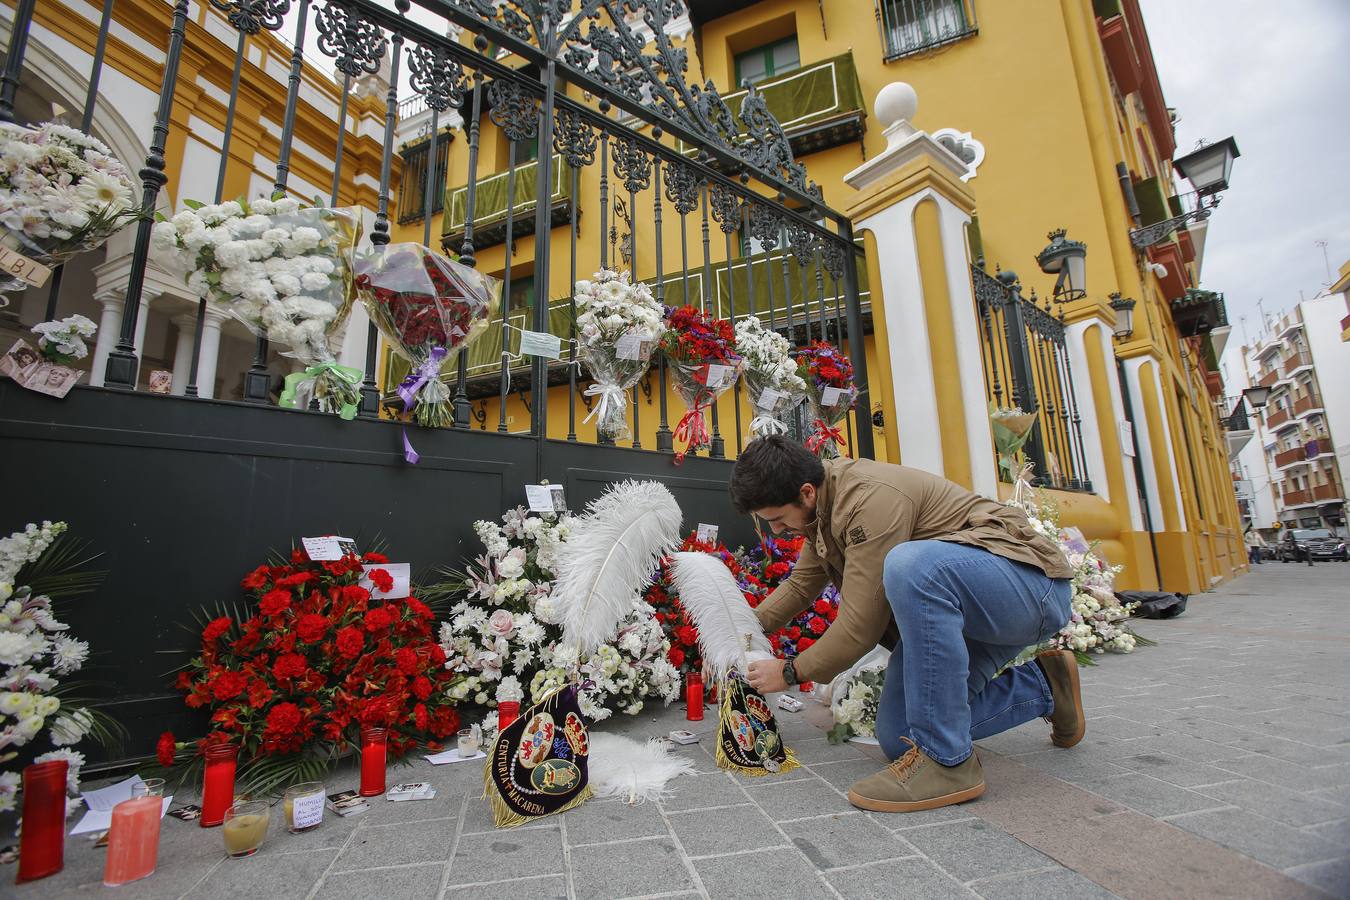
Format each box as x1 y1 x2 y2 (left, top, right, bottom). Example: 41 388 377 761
1124 356 1187 531
170 314 196 396
196 307 228 400
90 293 124 388
1064 320 1144 529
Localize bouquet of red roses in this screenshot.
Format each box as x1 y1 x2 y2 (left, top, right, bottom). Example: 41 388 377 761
741 534 840 684
644 532 764 675
356 243 498 431
794 341 856 458
660 305 743 463
158 544 461 795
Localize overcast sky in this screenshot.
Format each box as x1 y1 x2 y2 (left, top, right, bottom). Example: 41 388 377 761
1137 0 1350 343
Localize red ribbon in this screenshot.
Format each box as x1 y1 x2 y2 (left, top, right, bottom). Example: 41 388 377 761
672 401 710 465
806 418 846 455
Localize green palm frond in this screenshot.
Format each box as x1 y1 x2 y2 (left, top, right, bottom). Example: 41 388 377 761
18 532 106 602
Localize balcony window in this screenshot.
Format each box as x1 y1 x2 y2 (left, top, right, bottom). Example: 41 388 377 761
879 0 978 61
734 36 800 85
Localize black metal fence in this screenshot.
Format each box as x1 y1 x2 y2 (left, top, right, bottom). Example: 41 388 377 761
2 0 874 462
970 263 1091 491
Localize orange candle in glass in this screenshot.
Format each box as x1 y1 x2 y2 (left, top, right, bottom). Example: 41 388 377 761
359 727 387 797
103 796 162 886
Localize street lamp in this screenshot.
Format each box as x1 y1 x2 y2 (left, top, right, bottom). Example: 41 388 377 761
1129 136 1240 249
1036 229 1087 301
1109 293 1136 340
1242 384 1271 410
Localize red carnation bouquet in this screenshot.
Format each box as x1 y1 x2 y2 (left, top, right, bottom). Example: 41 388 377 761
644 532 764 675
743 535 840 671
158 544 460 795
660 305 743 463
356 243 497 430
794 341 856 458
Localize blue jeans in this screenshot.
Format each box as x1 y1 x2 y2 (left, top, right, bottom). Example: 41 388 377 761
876 540 1072 765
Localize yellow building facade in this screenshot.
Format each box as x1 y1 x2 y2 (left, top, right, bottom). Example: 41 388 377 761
388 0 1243 593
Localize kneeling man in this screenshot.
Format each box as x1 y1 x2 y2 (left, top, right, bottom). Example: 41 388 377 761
732 436 1085 813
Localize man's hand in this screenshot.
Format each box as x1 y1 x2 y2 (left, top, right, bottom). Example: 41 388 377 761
746 658 789 694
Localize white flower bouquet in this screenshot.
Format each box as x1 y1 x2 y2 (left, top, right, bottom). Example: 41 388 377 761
1 521 116 816
573 269 664 441
428 506 680 735
826 666 884 745
30 314 97 365
355 243 498 429
0 122 139 297
151 195 362 416
735 316 806 438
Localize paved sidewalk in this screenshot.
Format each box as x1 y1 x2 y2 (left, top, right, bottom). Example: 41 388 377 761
15 564 1350 898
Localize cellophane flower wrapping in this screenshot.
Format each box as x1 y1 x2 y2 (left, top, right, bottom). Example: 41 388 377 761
151 196 361 416
826 666 884 744
0 521 98 816
661 305 743 459
990 404 1039 481
574 269 663 441
0 122 139 294
356 244 498 428
794 341 856 458
431 507 680 738
735 316 806 438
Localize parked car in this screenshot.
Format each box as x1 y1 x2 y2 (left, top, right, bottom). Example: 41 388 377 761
1276 528 1349 562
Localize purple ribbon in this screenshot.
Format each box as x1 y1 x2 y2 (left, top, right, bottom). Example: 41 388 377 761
396 346 447 466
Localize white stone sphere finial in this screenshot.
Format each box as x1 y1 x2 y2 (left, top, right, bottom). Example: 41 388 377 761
875 82 918 128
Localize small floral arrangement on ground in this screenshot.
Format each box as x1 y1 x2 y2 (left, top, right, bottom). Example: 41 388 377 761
826 667 884 744
356 244 497 429
428 506 679 735
0 122 139 294
0 521 116 815
30 314 97 364
160 545 459 795
794 341 855 457
1006 473 1151 665
644 533 764 675
151 194 361 416
660 305 743 461
735 316 806 438
574 269 664 441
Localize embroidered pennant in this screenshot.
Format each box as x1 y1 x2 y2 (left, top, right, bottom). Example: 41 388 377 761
484 684 592 828
715 676 799 777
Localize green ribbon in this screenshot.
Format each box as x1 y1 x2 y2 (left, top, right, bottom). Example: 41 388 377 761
279 362 363 420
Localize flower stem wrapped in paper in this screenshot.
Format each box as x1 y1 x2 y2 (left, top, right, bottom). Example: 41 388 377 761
0 122 140 299
151 195 361 417
735 316 806 439
356 244 497 433
572 270 664 441
660 305 743 463
794 341 855 458
990 404 1039 482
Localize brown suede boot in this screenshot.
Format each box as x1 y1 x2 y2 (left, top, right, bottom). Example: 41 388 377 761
1037 649 1086 748
846 739 985 813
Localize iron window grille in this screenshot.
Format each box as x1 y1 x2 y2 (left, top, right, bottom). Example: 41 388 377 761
877 0 978 61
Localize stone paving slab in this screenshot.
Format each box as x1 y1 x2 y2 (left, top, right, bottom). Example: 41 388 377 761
12 565 1350 898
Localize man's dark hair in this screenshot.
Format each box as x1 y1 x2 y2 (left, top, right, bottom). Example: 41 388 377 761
729 435 825 513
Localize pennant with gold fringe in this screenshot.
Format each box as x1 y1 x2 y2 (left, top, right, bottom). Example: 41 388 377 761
714 676 799 777
483 684 592 828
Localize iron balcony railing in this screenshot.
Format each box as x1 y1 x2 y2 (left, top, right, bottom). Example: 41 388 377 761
970 264 1092 492
876 0 978 61
440 153 572 250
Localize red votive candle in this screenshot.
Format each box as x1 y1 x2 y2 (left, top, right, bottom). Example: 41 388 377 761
686 673 704 721
359 727 388 797
17 759 68 883
200 743 238 828
497 701 520 732
799 681 814 693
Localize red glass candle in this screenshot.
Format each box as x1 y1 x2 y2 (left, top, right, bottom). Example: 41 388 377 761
685 673 704 722
799 681 814 693
496 701 520 732
16 759 68 883
200 743 238 828
359 727 388 797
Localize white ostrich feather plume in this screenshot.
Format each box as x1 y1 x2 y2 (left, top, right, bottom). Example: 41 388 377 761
588 732 696 803
553 480 682 657
669 551 772 681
